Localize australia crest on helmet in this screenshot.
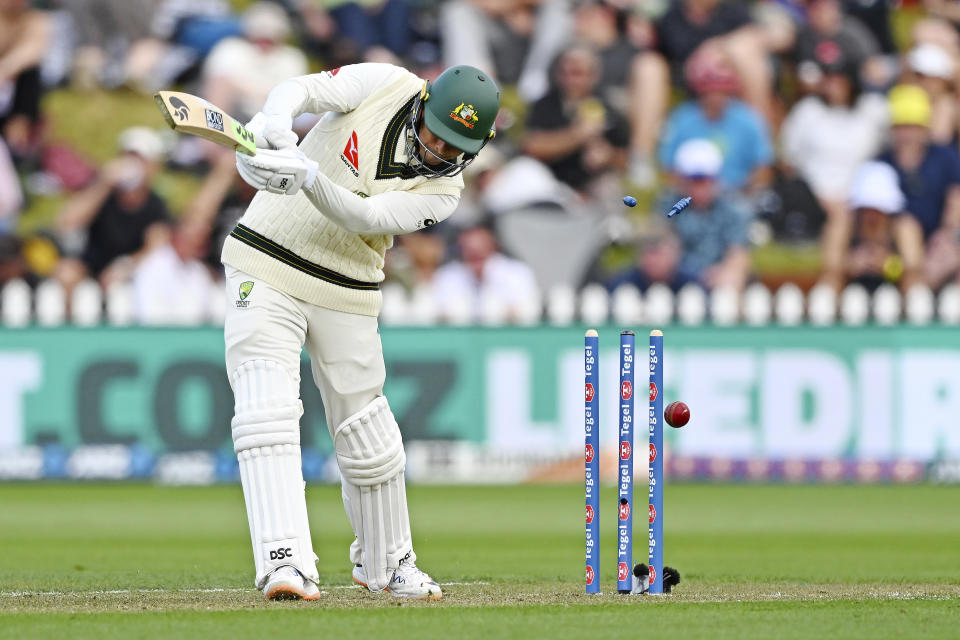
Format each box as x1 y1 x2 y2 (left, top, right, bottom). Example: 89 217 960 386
450 102 480 129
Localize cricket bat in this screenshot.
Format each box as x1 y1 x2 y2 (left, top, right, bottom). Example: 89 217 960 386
153 91 258 156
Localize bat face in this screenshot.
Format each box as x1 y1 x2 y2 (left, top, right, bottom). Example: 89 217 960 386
154 91 257 156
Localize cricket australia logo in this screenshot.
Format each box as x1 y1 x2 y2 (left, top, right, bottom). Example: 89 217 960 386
237 281 254 308
449 103 479 129
340 130 360 177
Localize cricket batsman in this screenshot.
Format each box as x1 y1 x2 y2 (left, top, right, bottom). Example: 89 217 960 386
223 63 499 601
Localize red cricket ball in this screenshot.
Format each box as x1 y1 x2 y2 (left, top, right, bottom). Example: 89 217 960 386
664 401 690 428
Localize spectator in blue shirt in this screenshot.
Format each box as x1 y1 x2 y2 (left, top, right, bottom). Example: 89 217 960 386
661 138 752 291
658 46 773 194
628 0 772 188
879 85 960 290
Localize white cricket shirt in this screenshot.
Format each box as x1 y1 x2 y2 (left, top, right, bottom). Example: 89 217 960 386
222 63 465 316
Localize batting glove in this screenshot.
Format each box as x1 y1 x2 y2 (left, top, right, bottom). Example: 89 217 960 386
245 112 299 151
236 148 319 196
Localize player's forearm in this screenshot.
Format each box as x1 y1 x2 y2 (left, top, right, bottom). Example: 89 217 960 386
262 80 311 119
301 172 371 232
302 171 456 235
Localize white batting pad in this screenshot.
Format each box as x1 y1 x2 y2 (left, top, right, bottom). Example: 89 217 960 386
334 396 412 591
232 359 319 588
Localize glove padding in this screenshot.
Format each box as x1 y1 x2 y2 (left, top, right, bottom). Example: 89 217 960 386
236 148 319 195
245 112 299 151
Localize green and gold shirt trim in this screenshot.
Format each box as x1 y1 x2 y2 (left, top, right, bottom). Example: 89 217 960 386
375 95 419 181
229 225 380 291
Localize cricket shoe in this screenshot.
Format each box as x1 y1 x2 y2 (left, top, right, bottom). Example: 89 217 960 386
263 566 321 601
352 556 442 600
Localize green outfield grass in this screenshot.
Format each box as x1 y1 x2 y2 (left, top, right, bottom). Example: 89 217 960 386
0 484 958 639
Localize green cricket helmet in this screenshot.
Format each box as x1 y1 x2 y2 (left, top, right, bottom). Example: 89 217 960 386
405 65 500 178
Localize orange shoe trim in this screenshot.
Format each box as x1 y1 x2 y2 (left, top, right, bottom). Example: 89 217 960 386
265 584 321 601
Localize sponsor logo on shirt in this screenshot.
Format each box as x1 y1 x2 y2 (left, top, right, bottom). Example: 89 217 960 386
340 130 360 177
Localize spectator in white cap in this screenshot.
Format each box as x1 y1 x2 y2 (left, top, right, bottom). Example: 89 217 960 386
658 138 752 292
780 40 889 291
846 161 924 291
903 42 957 145
203 1 308 125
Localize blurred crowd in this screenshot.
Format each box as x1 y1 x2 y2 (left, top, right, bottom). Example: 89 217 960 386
3 0 960 324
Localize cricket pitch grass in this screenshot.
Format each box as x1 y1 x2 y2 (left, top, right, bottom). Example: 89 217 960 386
1 484 958 639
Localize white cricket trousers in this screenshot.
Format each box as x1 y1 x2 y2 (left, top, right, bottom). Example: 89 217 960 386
223 266 385 429
224 266 402 586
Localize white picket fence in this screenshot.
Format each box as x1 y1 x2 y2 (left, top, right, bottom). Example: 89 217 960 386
2 278 960 327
